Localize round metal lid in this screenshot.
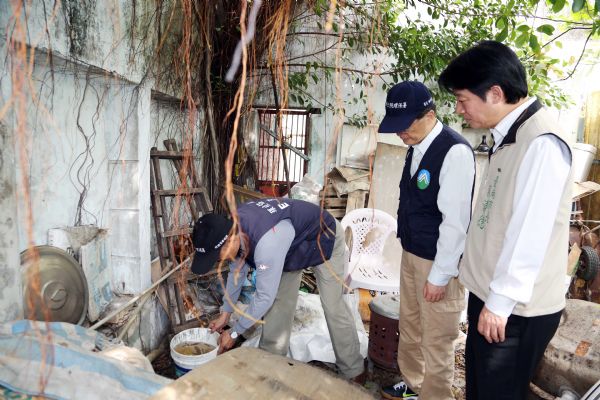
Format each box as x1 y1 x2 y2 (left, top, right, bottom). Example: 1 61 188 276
369 294 400 319
21 245 89 324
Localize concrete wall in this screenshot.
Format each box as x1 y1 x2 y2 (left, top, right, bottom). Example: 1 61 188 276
0 0 195 346
0 4 23 321
246 3 592 187
247 6 394 185
3 55 152 294
0 117 23 321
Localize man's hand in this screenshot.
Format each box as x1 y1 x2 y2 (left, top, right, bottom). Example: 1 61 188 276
478 306 508 343
209 312 231 334
423 281 446 302
217 330 236 354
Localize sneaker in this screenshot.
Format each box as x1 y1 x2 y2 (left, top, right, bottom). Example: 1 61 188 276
381 381 418 400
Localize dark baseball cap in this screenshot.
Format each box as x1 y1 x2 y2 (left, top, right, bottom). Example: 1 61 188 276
378 81 435 133
191 213 233 275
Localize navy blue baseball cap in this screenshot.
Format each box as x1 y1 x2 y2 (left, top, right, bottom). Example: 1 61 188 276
191 213 233 275
378 81 435 133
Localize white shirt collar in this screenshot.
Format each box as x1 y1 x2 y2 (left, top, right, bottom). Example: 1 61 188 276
490 97 537 151
413 120 443 156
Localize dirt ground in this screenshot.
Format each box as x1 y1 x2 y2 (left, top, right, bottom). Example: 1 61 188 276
356 337 467 400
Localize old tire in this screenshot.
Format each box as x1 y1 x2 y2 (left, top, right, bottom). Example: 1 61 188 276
577 246 600 282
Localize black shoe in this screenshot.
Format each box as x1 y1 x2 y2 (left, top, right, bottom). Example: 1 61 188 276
380 381 418 400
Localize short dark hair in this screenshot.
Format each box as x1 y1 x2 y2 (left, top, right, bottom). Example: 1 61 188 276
438 41 528 104
415 103 436 119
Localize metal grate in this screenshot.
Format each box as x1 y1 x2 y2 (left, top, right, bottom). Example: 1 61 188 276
256 109 310 194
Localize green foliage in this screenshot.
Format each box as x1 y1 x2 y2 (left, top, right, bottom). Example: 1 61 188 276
284 0 598 127
572 0 586 12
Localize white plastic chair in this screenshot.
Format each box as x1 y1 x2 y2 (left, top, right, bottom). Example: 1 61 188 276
341 208 400 293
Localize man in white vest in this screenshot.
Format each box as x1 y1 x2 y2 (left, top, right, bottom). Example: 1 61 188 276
439 41 572 400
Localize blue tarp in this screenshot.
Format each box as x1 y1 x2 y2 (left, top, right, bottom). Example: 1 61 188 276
0 320 171 400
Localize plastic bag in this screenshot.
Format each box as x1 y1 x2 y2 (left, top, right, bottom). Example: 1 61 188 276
289 174 323 204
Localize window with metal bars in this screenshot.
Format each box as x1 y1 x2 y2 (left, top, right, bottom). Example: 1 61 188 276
256 108 311 197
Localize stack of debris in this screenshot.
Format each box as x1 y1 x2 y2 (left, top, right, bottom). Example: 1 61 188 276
320 166 370 220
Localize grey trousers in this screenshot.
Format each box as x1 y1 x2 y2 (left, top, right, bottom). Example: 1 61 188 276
259 220 364 378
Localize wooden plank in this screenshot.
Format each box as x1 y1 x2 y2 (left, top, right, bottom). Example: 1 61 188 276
150 348 373 400
320 185 339 197
153 188 208 196
231 184 266 200
582 164 600 222
164 139 209 217
161 227 193 238
151 152 178 268
150 150 186 159
581 91 600 222
346 190 367 214
323 197 347 208
150 154 168 271
327 209 346 219
172 319 204 334
573 181 600 202
166 267 227 285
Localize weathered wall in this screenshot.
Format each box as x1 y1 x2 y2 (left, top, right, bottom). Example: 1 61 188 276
247 6 394 185
4 54 152 294
0 4 23 321
0 0 196 343
0 118 23 321
11 1 150 83
122 297 170 354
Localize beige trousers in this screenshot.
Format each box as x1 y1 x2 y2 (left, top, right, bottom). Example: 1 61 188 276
259 220 364 379
398 250 465 400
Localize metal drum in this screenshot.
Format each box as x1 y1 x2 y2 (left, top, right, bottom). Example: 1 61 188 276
368 294 400 371
21 245 88 324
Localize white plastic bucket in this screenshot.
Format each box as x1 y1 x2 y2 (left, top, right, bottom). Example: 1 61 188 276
572 143 597 183
170 328 219 376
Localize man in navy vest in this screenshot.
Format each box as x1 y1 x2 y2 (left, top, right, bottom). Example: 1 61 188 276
191 198 366 382
378 81 475 400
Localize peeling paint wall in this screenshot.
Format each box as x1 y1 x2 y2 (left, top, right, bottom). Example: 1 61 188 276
16 1 148 82
0 119 23 322
0 2 204 350
0 1 175 343
0 10 23 322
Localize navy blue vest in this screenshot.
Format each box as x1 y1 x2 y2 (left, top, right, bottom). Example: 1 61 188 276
238 198 337 271
398 126 473 260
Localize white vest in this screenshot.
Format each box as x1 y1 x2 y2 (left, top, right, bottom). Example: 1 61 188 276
460 104 572 317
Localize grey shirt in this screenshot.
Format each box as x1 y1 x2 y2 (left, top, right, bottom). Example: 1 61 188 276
222 219 295 334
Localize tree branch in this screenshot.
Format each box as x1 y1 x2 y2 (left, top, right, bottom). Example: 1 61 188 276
259 63 406 77
417 0 594 26
286 41 339 62
558 29 594 81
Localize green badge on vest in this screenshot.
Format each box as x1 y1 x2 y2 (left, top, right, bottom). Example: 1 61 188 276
417 169 430 190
